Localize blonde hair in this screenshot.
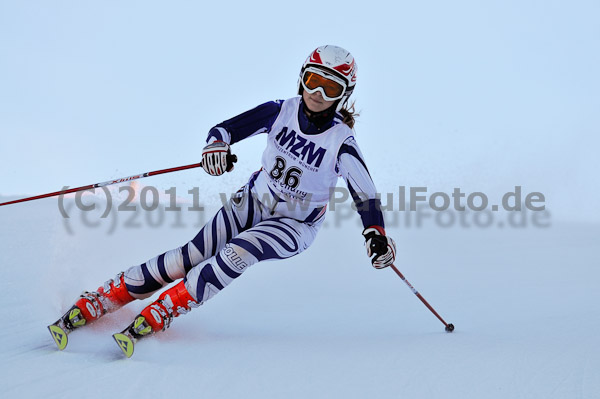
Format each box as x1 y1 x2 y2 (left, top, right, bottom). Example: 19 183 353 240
339 101 359 129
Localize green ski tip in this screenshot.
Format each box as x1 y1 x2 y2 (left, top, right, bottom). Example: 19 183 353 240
48 324 68 350
113 333 134 358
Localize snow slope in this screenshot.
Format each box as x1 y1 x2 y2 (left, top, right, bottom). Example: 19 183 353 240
0 192 598 399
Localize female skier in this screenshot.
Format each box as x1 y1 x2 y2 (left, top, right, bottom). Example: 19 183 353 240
49 45 397 356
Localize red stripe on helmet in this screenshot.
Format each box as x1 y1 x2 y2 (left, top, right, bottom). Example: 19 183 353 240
309 49 323 64
333 59 355 78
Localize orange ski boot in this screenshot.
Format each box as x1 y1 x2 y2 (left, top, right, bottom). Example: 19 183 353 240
113 280 199 357
69 272 135 328
49 272 135 350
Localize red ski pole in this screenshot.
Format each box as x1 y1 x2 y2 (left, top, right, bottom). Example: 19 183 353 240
390 264 454 332
0 162 206 207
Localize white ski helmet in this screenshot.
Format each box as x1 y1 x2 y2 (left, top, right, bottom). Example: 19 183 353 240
298 45 357 111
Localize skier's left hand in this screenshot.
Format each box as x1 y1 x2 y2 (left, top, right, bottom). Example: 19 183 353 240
362 226 396 269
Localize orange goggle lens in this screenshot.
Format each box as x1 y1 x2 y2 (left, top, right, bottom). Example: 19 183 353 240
302 71 345 100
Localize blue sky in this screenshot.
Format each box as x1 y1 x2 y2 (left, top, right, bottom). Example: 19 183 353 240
1 1 598 222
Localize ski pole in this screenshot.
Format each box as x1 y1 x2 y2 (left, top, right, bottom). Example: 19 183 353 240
1 154 239 207
0 158 211 207
390 264 454 332
0 162 202 207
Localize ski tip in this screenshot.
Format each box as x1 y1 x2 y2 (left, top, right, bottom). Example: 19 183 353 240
48 324 68 350
113 333 134 358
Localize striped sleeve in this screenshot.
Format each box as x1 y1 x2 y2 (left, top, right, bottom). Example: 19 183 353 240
207 100 283 145
336 136 385 229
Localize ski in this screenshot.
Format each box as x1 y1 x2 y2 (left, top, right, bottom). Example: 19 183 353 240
47 305 87 350
112 314 155 358
113 331 136 358
49 302 157 357
48 319 70 350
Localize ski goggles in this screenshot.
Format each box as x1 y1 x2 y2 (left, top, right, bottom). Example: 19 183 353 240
301 67 347 101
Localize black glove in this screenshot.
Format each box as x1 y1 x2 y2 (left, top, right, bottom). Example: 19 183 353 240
201 141 237 176
362 226 397 269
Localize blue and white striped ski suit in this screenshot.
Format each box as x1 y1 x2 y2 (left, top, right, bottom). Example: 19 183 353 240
123 173 322 303
121 97 384 304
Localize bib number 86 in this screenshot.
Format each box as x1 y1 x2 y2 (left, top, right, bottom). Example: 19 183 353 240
269 156 303 189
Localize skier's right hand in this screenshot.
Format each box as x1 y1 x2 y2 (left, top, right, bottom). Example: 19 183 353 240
201 141 237 176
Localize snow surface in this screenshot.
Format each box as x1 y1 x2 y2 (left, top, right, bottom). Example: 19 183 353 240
1 190 598 399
